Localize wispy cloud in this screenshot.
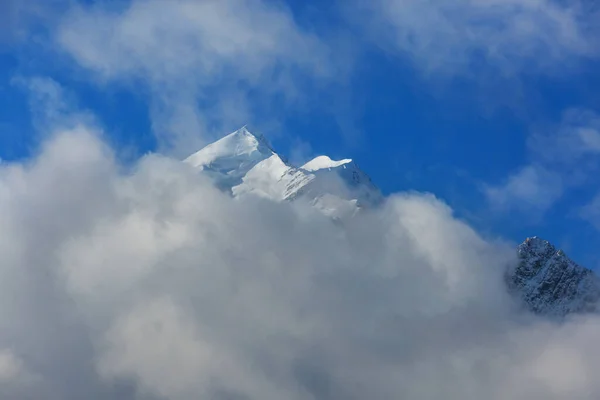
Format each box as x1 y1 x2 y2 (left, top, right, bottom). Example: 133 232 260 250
12 76 97 134
528 109 600 164
0 350 23 383
484 109 600 214
485 165 564 213
55 0 340 156
580 194 600 230
0 0 66 48
346 0 598 76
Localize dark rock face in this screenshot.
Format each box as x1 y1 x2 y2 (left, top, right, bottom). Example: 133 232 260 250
507 237 600 317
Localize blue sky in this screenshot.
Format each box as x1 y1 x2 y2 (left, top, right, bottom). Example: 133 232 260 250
1 0 600 267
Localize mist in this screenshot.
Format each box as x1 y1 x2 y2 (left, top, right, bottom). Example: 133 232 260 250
0 127 598 399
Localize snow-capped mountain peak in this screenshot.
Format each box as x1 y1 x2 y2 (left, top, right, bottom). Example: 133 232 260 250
183 127 382 214
183 126 274 169
182 127 279 190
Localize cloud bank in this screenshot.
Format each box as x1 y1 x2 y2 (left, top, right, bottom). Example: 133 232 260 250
1 126 600 399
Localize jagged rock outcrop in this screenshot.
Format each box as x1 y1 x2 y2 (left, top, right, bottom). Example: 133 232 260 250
507 237 600 317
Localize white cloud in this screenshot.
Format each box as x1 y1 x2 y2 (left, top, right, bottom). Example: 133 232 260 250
12 76 97 135
59 0 330 82
578 127 600 152
3 126 600 399
528 109 600 164
56 0 338 156
348 0 598 76
485 109 600 214
484 165 563 212
0 0 66 47
580 194 600 230
0 349 40 398
0 349 22 382
0 0 22 44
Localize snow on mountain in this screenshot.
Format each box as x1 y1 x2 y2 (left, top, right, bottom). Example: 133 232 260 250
185 127 600 318
302 155 352 171
301 156 382 208
183 126 277 190
507 237 600 317
183 127 381 216
232 154 314 201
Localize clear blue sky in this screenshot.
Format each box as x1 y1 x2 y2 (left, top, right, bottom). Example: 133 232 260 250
1 0 600 267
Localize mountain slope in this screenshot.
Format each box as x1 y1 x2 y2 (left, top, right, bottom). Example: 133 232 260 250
300 156 383 208
183 127 381 216
508 237 600 316
183 127 278 190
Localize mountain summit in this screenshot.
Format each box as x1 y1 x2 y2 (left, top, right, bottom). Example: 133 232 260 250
184 127 382 217
184 127 277 190
509 237 600 316
185 128 599 317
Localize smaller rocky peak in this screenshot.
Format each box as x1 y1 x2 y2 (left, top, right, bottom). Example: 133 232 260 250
509 237 600 317
518 237 555 257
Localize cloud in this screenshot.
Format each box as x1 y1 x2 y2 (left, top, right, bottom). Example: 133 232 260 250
3 125 600 399
528 109 600 164
0 0 66 48
484 165 563 213
12 76 97 135
0 349 23 382
347 0 598 76
55 0 338 156
580 194 600 230
484 109 600 214
0 0 22 44
0 0 42 45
